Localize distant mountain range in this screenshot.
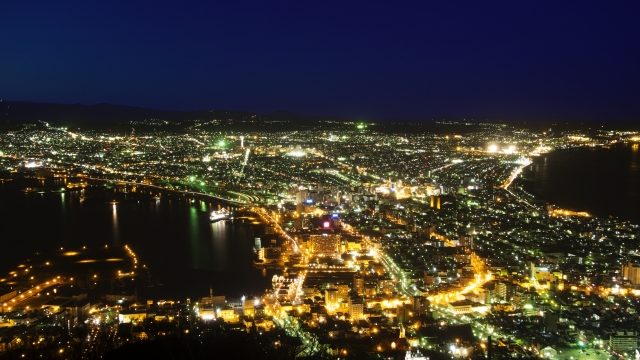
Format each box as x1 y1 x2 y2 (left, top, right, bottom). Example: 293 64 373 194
0 100 637 131
0 101 244 125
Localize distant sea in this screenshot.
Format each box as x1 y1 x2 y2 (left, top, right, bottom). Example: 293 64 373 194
521 143 640 224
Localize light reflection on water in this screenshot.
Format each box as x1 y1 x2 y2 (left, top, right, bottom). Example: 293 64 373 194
0 178 271 298
111 202 119 245
210 221 228 272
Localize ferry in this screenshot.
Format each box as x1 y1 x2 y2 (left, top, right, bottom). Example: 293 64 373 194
210 208 231 222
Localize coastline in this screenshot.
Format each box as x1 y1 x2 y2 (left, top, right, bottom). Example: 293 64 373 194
516 143 639 225
0 175 273 299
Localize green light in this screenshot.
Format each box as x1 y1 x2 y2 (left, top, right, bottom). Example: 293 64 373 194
199 181 205 186
356 123 366 130
189 176 195 182
217 139 226 148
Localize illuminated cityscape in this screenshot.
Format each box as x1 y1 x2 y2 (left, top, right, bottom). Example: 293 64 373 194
0 119 639 359
1 1 639 359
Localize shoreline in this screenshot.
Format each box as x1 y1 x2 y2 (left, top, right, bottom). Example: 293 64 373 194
0 175 274 299
515 143 639 225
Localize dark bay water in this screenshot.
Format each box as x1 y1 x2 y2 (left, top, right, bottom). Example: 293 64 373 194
522 143 640 224
0 178 270 299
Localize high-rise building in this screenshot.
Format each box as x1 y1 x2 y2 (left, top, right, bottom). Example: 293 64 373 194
348 296 364 321
243 298 255 318
495 282 507 302
353 274 365 296
623 262 640 285
543 311 559 332
609 331 638 352
336 284 350 301
325 286 338 310
311 234 341 257
397 303 413 323
412 295 429 316
459 234 474 250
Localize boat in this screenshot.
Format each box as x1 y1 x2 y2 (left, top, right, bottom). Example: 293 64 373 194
210 208 231 222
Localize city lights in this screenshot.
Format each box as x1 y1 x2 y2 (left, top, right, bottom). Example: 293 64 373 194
0 118 638 359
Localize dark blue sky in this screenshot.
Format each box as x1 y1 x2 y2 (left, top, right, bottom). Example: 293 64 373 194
1 1 639 121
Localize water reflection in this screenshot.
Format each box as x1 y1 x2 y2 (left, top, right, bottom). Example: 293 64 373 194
112 202 119 245
189 206 201 269
629 144 638 198
190 205 218 272
630 144 638 172
210 221 228 271
1 178 270 298
59 191 68 240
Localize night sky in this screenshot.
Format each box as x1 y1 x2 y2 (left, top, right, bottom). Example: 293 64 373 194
1 1 639 121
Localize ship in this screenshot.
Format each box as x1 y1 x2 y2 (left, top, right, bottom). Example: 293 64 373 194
210 208 231 222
